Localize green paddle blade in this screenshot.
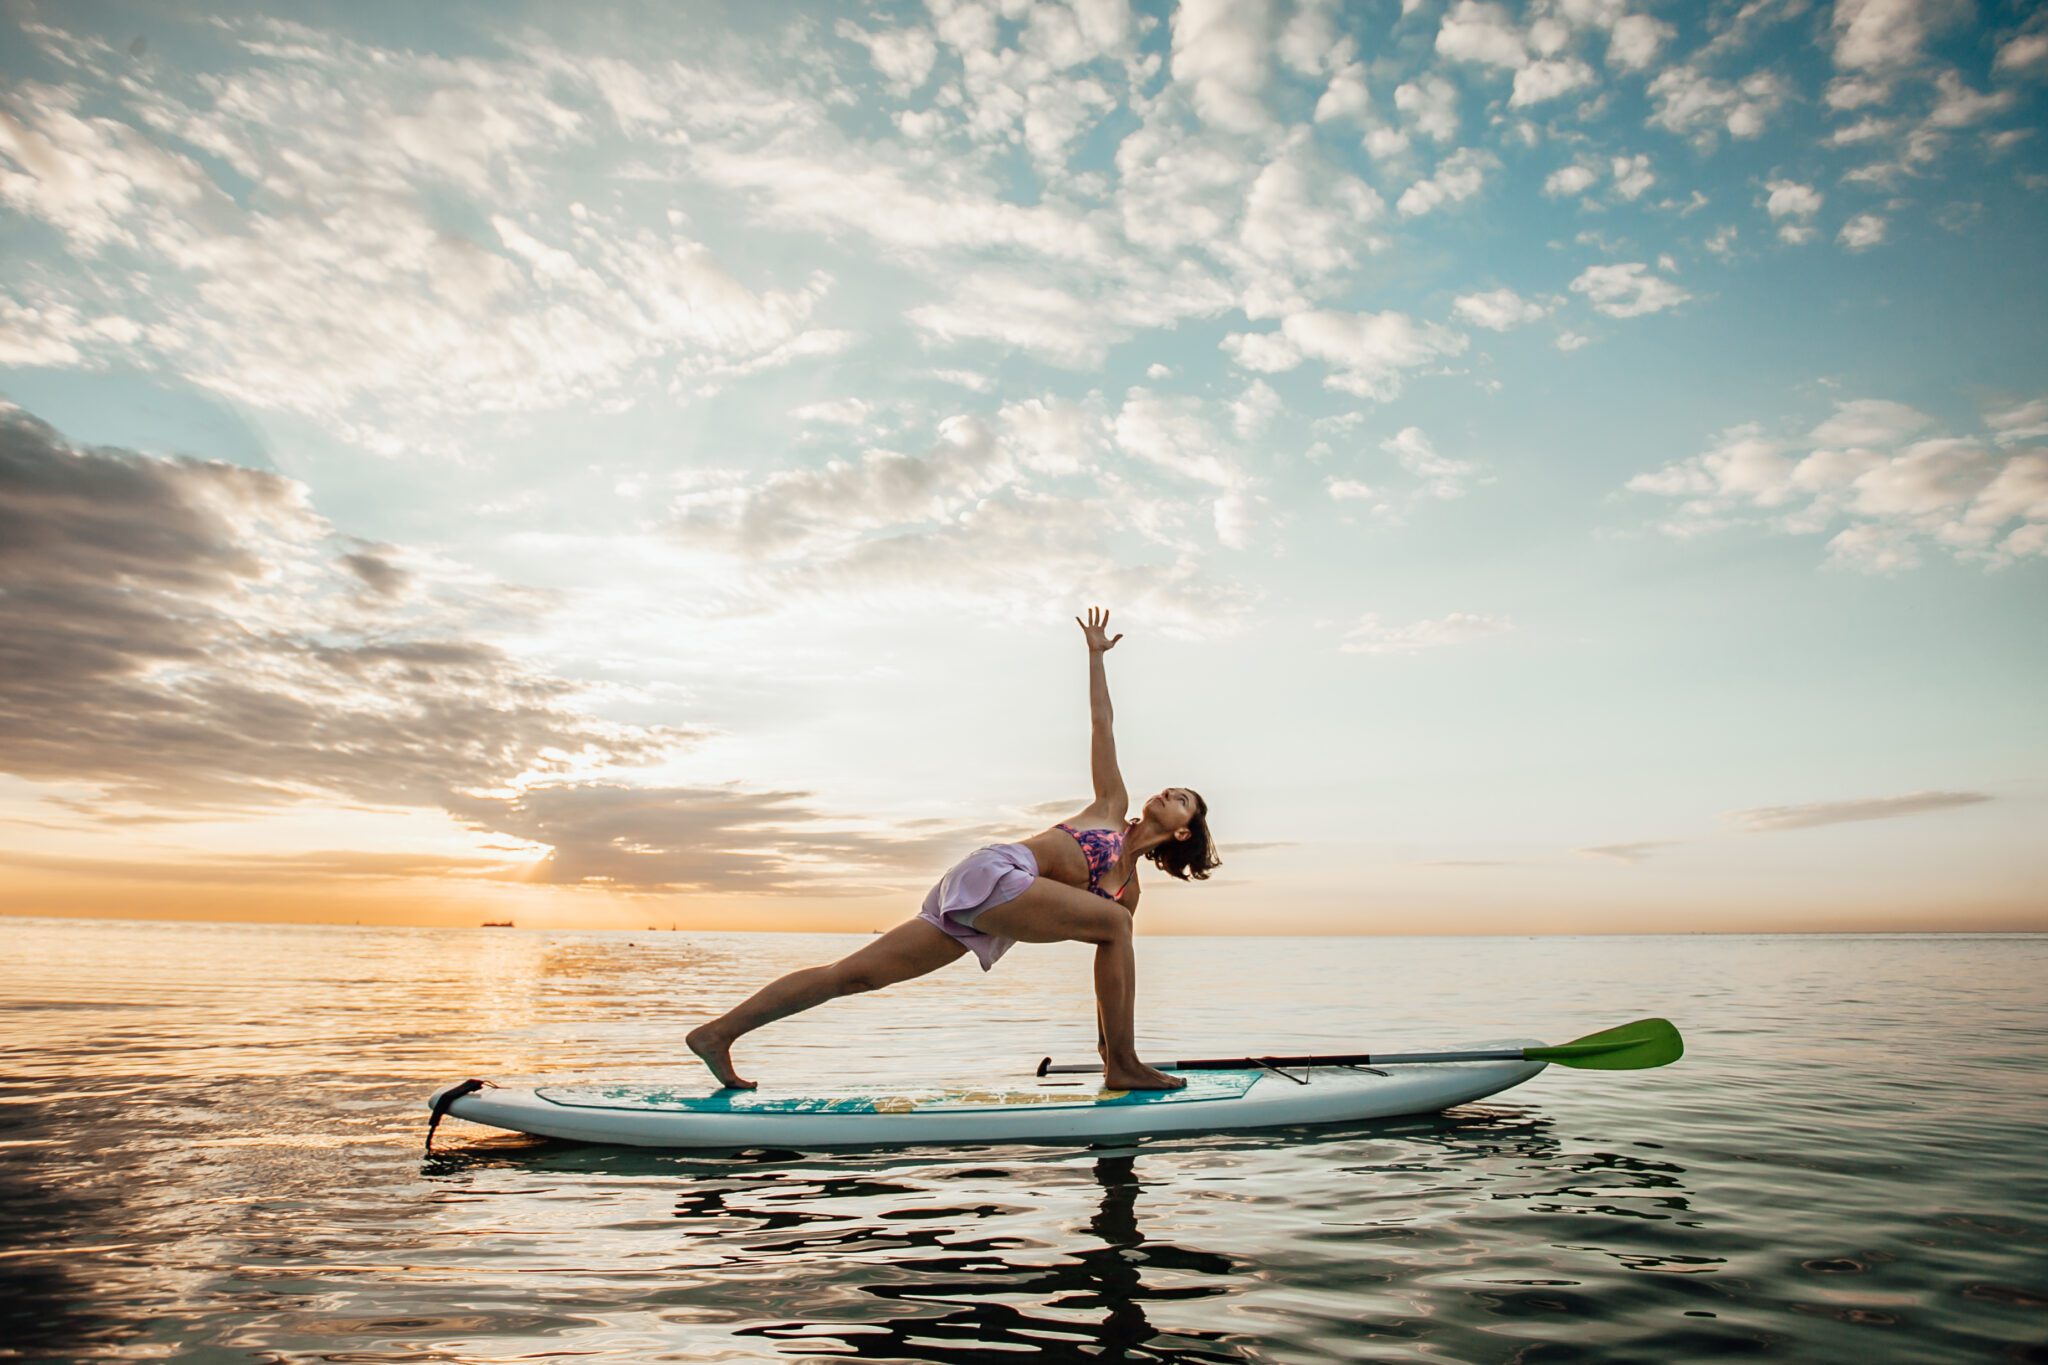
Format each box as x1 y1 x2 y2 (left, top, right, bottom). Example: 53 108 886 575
1527 1017 1684 1070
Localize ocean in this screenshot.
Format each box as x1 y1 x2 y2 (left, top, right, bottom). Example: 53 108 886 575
2 917 2043 1363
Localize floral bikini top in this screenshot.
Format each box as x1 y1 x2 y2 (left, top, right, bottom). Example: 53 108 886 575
1058 823 1130 901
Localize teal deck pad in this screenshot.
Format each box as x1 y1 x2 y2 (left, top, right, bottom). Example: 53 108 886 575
537 1070 1261 1115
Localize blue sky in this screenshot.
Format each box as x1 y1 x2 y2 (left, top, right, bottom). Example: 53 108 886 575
1 0 2043 932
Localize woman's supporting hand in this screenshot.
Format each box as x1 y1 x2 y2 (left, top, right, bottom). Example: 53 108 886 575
1076 605 1124 654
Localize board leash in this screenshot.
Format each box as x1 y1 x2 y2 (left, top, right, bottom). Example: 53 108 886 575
425 1078 495 1152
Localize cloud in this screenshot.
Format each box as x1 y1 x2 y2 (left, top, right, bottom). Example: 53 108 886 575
1994 23 2048 77
1222 308 1469 401
1839 212 1888 249
0 50 848 446
1394 72 1461 143
1762 178 1824 243
1512 57 1598 107
1545 162 1599 197
1397 147 1498 216
1380 426 1480 499
0 402 684 814
0 400 1026 897
1453 287 1552 330
836 21 939 95
1986 398 2048 446
1625 398 2048 569
443 782 972 893
1436 1 1529 70
1170 0 1278 134
1569 262 1691 317
664 396 1258 628
1646 65 1789 149
1576 841 1676 864
1831 0 1967 73
1607 14 1674 71
1339 611 1512 655
1726 791 1992 833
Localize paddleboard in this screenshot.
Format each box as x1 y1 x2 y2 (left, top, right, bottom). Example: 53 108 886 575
426 1038 1546 1149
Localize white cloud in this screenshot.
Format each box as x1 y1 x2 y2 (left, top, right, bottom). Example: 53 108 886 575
1436 1 1529 70
1831 0 1964 73
1453 286 1551 330
1762 178 1823 243
1626 399 2048 569
1986 397 2048 446
1610 152 1655 200
1606 13 1674 71
1993 26 2048 76
1236 130 1388 308
1170 0 1278 134
1569 262 1691 317
1807 398 1933 449
1839 212 1888 249
1224 308 1469 401
836 21 940 95
1229 378 1283 438
1279 0 1347 76
1340 611 1513 654
1925 68 2019 129
1113 388 1241 490
1762 180 1822 220
1397 147 1497 216
1381 426 1479 499
1646 65 1789 149
1512 56 1598 107
1577 841 1677 864
1314 61 1372 122
791 399 873 426
1394 73 1461 143
1544 162 1600 197
1727 790 1992 832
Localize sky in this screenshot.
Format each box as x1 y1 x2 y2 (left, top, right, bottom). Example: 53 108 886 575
0 0 2043 936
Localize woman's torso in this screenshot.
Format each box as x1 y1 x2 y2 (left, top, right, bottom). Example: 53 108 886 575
1020 822 1135 901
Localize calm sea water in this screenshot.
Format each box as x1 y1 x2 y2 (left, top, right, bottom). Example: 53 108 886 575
2 918 2044 1364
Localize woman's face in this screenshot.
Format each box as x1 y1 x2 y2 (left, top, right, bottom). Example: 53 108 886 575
1145 787 1198 834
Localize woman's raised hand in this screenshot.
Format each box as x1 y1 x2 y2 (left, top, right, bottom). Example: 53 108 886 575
1076 605 1123 653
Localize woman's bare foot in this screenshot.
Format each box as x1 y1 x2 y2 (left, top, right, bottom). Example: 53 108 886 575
1103 1059 1186 1091
686 1024 757 1090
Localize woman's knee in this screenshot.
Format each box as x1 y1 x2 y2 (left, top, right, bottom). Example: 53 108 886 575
1075 903 1132 946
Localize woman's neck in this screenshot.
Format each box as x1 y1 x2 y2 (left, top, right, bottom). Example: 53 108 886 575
1123 816 1174 858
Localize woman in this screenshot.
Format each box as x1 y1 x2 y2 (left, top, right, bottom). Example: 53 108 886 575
686 607 1220 1092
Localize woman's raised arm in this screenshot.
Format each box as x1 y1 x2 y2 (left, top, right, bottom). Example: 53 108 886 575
1076 607 1127 818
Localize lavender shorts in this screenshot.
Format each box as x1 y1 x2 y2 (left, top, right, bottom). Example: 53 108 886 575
918 842 1037 972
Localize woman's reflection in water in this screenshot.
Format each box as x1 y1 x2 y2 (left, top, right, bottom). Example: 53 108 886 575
736 1151 1242 1363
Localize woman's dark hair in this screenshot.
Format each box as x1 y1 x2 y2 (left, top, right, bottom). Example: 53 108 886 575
1144 789 1219 882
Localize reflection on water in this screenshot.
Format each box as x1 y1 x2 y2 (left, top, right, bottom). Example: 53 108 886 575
2 918 2045 1363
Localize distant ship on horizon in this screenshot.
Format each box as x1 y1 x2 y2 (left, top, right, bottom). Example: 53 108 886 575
481 920 514 928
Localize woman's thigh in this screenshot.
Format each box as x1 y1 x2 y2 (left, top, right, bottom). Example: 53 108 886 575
970 877 1127 945
829 918 967 991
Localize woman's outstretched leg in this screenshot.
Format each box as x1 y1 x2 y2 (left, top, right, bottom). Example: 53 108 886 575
969 879 1184 1091
687 919 965 1089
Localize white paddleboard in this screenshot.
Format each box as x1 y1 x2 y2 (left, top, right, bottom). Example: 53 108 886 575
427 1039 1546 1149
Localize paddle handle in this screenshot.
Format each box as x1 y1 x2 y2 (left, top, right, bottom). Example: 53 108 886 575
1035 1047 1529 1077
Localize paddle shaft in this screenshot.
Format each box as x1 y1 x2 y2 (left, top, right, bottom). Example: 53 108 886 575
1036 1047 1528 1077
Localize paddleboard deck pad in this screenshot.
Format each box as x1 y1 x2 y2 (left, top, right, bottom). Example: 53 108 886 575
428 1039 1546 1149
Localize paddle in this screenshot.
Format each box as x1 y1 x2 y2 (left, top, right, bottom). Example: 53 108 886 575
1035 1017 1684 1077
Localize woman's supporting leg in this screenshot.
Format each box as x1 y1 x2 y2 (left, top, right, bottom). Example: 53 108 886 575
687 919 966 1089
969 879 1184 1091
